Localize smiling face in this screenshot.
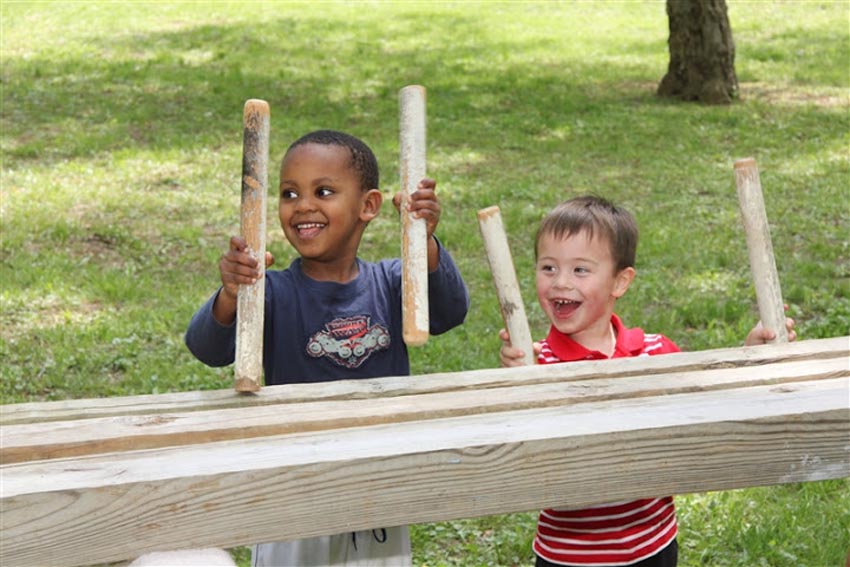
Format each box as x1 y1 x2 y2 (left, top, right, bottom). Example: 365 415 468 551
278 142 381 280
535 229 635 349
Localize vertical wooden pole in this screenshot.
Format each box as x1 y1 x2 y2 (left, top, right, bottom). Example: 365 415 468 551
734 157 788 343
399 85 429 346
478 206 535 366
235 99 270 392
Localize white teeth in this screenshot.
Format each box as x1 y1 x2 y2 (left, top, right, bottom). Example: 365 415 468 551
553 299 577 306
297 222 324 229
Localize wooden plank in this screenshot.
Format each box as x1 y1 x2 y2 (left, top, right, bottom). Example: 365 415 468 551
2 378 847 567
2 356 846 464
3 336 846 425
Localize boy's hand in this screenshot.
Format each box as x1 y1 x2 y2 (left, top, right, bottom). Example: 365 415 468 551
392 178 441 239
498 328 541 367
744 317 797 345
219 236 274 301
744 306 797 346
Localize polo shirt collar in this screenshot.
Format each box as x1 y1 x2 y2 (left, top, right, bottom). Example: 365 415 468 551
544 314 647 361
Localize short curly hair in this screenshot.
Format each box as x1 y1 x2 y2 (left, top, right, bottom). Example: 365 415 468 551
285 130 379 191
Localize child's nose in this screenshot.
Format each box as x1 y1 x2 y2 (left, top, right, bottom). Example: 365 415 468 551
293 195 316 212
554 273 574 289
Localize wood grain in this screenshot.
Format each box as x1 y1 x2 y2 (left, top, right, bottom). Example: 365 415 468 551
2 373 847 566
2 356 845 464
3 336 846 425
478 205 535 366
735 157 788 343
399 85 429 346
235 99 270 392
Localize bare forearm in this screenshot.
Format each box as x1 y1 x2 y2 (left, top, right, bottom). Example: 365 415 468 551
212 289 237 325
427 235 440 272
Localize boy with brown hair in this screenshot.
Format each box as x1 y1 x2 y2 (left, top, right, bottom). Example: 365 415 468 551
499 195 794 567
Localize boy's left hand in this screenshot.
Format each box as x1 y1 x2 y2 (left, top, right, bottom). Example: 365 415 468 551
744 315 797 346
392 178 441 238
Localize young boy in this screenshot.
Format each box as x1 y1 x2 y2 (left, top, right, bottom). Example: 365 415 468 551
185 129 470 566
499 195 795 567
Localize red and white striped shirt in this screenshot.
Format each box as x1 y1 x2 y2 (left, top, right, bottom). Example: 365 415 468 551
533 314 681 566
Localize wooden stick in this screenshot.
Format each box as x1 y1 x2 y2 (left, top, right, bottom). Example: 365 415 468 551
235 99 270 392
478 206 535 365
399 85 429 346
734 158 788 343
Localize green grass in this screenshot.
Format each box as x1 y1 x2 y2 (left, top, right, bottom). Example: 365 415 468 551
2 2 848 566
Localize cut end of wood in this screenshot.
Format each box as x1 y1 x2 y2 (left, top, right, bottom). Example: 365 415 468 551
477 205 500 220
244 99 270 117
403 328 429 347
734 157 757 170
400 85 426 96
234 377 261 393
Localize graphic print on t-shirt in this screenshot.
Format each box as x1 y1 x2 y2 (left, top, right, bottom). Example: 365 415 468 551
306 315 390 368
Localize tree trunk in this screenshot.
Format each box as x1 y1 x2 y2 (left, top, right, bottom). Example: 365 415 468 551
658 0 738 104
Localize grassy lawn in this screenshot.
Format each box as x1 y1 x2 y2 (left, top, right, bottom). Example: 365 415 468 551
2 2 848 566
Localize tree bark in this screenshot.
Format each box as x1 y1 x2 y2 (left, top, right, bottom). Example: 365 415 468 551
658 0 738 104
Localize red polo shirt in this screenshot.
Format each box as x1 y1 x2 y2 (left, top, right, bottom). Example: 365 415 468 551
533 314 681 566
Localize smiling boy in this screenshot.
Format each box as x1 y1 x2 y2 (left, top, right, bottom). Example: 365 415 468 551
186 129 469 565
500 195 794 567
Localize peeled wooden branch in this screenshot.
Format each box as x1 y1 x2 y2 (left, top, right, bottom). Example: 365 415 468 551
235 99 270 391
735 157 788 343
478 205 535 366
399 85 429 346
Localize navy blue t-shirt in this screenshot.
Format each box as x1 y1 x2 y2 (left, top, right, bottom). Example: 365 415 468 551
185 245 469 385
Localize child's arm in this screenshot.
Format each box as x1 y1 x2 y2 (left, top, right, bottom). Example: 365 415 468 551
394 178 441 272
212 236 274 325
498 328 542 367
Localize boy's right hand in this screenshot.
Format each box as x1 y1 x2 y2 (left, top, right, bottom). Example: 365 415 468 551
498 328 541 367
213 236 274 325
219 236 275 301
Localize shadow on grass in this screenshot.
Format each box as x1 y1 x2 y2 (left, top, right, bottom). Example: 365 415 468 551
3 11 847 166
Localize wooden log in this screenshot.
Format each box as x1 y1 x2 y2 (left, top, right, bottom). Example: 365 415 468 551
478 205 535 366
734 157 788 343
235 99 270 392
3 353 846 464
2 372 847 566
399 85 429 346
2 336 847 425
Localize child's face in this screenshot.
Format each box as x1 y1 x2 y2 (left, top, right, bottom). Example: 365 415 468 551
535 229 634 342
278 143 379 266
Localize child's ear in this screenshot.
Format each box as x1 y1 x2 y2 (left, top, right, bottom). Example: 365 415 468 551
360 189 382 222
612 267 636 298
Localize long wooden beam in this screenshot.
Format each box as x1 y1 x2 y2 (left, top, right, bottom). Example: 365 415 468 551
1 338 848 566
1 357 845 464
2 336 846 425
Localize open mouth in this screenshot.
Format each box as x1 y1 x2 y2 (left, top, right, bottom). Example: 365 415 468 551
295 222 326 238
552 298 580 317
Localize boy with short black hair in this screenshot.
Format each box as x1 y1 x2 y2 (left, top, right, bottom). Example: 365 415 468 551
499 195 794 567
186 129 470 566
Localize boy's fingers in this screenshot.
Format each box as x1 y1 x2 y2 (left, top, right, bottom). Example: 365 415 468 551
229 235 248 251
417 177 436 191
